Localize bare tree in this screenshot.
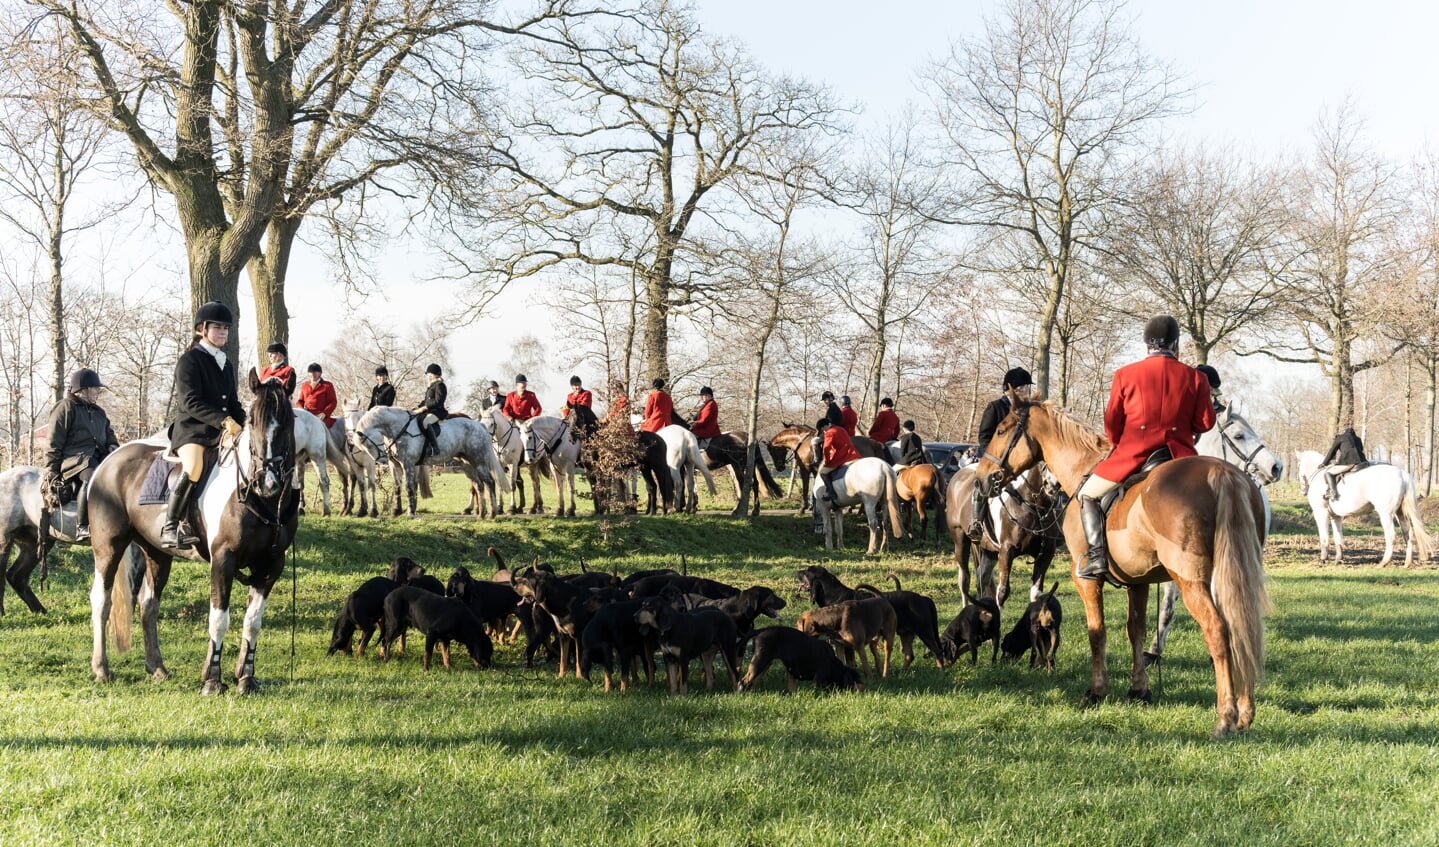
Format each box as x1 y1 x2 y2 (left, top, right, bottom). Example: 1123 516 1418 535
923 0 1187 397
320 316 452 412
469 0 841 382
0 258 45 463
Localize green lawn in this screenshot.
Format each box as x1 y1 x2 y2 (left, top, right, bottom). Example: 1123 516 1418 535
1 473 1438 846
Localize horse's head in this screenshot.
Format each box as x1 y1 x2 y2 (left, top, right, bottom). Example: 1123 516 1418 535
974 401 1042 497
245 369 295 499
1212 405 1284 484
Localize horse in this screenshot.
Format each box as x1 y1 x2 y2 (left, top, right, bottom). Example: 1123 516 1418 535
1146 403 1281 664
656 425 717 513
768 425 889 512
894 462 946 544
1296 450 1431 568
810 457 906 555
945 463 1064 608
87 371 298 694
478 406 537 514
0 465 83 615
351 406 509 517
479 410 582 516
975 400 1270 737
700 431 784 513
292 408 355 516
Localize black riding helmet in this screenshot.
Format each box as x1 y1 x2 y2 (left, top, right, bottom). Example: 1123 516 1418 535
375 365 389 377
193 301 234 327
1145 315 1180 349
266 342 287 356
570 375 582 386
1003 367 1033 390
1195 364 1221 390
68 368 104 393
426 363 442 377
700 386 713 397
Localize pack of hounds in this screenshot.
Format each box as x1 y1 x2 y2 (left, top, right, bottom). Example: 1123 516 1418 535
328 549 1064 692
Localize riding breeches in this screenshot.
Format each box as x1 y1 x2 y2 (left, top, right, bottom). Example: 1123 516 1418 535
1077 472 1120 499
421 413 438 429
177 443 207 482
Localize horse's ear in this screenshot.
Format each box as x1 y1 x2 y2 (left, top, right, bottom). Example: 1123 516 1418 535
248 367 261 393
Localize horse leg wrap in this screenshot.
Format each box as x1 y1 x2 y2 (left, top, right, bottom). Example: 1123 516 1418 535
202 639 226 694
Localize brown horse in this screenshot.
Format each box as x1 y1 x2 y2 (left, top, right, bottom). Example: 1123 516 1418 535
945 463 1063 607
974 401 1270 738
87 372 298 694
894 463 945 544
768 425 888 512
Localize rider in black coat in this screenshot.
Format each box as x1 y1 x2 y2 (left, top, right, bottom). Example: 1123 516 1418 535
820 391 844 430
897 420 925 466
1321 426 1366 501
412 364 448 457
970 367 1034 541
43 368 120 540
369 365 396 409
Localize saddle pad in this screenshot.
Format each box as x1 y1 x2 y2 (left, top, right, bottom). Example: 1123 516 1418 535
138 454 174 505
831 465 850 485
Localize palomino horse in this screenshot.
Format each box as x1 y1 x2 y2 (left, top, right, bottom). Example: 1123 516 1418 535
975 401 1270 737
352 406 509 517
810 457 906 555
293 408 354 516
1296 450 1431 567
945 463 1063 607
88 373 298 694
768 425 888 512
894 462 946 544
657 425 717 513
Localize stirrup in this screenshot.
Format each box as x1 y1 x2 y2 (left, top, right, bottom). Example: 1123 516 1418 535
73 526 91 543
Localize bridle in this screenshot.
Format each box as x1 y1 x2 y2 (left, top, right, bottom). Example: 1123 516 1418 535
1213 406 1270 479
980 404 1036 496
230 392 295 530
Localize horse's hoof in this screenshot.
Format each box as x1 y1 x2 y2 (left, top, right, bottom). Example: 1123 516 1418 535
1212 721 1238 739
150 667 171 683
201 679 227 696
1142 651 1161 668
236 676 260 696
1127 688 1152 705
94 669 113 684
1079 689 1104 709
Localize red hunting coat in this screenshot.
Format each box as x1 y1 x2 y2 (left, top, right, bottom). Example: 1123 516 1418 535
868 409 900 442
692 398 721 439
564 389 593 413
296 378 338 427
641 389 673 434
1091 353 1216 483
840 405 858 436
503 390 542 422
822 426 862 468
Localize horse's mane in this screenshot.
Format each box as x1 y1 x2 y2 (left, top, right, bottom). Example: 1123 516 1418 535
251 380 292 431
1032 401 1109 454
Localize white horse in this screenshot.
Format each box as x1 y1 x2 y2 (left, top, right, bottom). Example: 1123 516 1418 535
1297 450 1431 567
351 407 509 517
656 424 717 514
480 409 583 515
1148 403 1280 663
292 409 355 516
341 406 387 517
810 457 906 555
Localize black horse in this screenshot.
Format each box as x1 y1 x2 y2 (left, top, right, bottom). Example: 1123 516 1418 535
87 372 298 694
699 432 784 516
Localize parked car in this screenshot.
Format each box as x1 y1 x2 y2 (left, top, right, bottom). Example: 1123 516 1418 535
922 441 976 486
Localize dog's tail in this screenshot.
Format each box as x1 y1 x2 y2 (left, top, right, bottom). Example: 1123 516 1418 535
884 464 906 540
1210 466 1272 698
886 571 903 591
1400 477 1432 563
854 583 888 599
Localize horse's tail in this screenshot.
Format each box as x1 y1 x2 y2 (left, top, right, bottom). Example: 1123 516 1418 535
884 464 905 539
109 545 141 653
690 438 716 495
418 465 434 499
1210 468 1272 696
755 449 784 499
1400 478 1432 562
487 441 512 494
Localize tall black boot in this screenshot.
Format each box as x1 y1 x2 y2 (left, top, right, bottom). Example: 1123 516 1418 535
820 471 838 502
1075 494 1110 581
160 475 200 549
1325 472 1339 501
968 486 987 541
424 424 440 458
73 482 91 542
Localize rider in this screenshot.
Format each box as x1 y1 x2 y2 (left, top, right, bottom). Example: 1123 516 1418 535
691 386 721 450
411 363 448 458
162 302 246 549
815 418 862 502
897 420 924 466
368 365 396 409
562 375 598 436
1320 426 1366 501
1195 364 1224 411
43 368 120 542
296 363 338 429
640 378 673 434
1074 316 1216 582
480 380 504 412
258 342 296 397
820 391 844 429
839 395 859 435
502 374 542 424
868 397 900 443
970 367 1034 541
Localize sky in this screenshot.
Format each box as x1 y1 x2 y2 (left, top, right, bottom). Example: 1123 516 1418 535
26 0 1439 409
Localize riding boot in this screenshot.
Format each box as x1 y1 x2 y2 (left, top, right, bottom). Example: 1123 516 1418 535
1326 473 1339 501
159 475 200 549
73 482 91 542
968 486 986 541
820 471 838 502
1075 494 1111 581
424 424 440 458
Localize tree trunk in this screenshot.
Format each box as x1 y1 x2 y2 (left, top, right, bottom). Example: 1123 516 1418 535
248 216 301 367
1426 352 1436 495
48 219 64 404
1034 265 1064 398
642 269 670 385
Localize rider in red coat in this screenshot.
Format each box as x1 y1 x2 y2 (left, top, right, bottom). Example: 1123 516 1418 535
867 397 900 443
259 342 296 397
296 363 338 428
640 378 673 434
817 418 862 502
502 375 542 423
692 386 721 444
839 395 859 436
562 375 597 435
1076 316 1216 582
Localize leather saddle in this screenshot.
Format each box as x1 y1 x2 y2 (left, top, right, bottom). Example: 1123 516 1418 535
1096 447 1172 513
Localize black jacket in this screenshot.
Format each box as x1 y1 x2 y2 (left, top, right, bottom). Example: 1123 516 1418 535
169 345 246 450
824 401 844 429
898 431 925 466
480 392 505 412
417 380 448 418
977 396 1012 449
1323 429 1365 466
368 382 396 409
45 396 118 477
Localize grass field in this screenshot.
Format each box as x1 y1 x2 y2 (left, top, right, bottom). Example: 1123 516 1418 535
1 472 1438 846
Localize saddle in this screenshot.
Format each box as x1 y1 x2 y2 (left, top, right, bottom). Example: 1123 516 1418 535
1094 447 1172 513
138 446 219 506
